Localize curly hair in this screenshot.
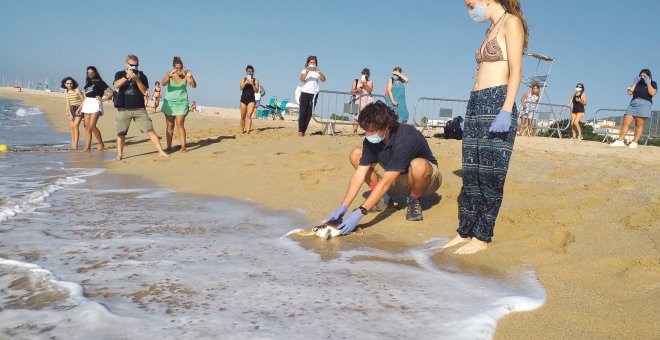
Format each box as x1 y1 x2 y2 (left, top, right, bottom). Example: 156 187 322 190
358 101 399 131
60 77 79 90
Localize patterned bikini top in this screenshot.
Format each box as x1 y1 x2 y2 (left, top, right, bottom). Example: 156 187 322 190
475 14 507 64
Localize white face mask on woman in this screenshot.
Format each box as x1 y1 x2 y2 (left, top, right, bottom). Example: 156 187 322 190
468 3 488 23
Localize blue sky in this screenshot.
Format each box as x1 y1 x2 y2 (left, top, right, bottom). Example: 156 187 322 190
1 0 658 117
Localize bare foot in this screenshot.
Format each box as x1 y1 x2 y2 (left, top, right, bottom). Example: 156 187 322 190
180 148 187 154
442 235 471 249
97 145 105 151
158 152 169 157
454 238 488 255
115 154 122 161
79 148 91 153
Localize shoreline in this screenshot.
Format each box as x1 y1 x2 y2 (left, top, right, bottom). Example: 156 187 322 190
2 88 659 339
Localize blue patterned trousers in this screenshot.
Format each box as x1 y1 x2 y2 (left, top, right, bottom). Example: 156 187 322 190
457 85 517 243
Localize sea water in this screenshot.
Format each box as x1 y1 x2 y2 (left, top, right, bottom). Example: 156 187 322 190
0 98 545 339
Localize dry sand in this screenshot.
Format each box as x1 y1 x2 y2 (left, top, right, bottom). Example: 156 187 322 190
2 88 659 339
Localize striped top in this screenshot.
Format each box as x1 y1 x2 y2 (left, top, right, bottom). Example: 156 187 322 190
65 90 83 106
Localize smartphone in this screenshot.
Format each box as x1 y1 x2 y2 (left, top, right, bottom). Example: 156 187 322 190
247 74 253 80
361 75 366 81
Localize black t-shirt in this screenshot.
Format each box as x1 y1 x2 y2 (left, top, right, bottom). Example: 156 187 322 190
84 80 109 98
114 71 149 109
360 124 438 173
632 80 657 104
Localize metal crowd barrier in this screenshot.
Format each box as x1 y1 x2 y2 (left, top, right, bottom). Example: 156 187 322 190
311 90 385 135
519 103 572 138
411 97 468 137
592 108 659 145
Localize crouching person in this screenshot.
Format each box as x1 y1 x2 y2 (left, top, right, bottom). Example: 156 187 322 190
324 101 442 235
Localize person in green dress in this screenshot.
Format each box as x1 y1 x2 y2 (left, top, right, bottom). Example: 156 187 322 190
161 56 197 153
385 67 410 123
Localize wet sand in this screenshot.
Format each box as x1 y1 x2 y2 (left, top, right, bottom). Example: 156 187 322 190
2 88 659 339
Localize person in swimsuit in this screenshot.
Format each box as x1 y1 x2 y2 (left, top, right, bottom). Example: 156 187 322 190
161 56 197 153
239 65 259 135
351 68 374 135
611 69 657 148
61 77 85 150
561 83 587 140
519 83 540 137
80 66 113 152
443 0 528 255
152 81 162 112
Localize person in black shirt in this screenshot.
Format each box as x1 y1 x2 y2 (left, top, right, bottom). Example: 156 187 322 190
323 101 442 235
611 69 657 148
80 66 113 152
113 54 168 160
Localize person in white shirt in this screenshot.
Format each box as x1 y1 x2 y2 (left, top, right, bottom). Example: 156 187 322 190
298 55 326 136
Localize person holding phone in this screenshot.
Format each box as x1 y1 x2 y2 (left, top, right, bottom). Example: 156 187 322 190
161 56 197 152
560 83 587 140
114 54 168 160
442 0 528 255
61 77 85 150
80 66 113 152
385 67 410 123
298 55 326 136
351 68 374 135
611 69 657 148
239 65 259 135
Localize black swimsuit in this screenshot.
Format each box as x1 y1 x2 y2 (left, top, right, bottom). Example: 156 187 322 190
572 93 585 113
240 79 256 105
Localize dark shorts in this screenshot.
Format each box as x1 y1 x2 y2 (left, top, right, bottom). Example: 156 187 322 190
69 105 83 119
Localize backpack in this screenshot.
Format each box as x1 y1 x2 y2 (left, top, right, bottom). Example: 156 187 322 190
444 116 464 140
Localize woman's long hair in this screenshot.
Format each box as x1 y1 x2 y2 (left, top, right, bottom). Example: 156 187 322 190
85 66 102 84
497 0 529 50
640 69 652 81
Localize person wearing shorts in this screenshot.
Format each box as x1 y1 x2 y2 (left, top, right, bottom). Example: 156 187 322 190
61 77 85 150
113 54 168 160
80 66 113 152
321 101 442 236
561 83 587 140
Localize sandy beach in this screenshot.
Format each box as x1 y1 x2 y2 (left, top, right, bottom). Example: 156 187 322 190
2 88 659 339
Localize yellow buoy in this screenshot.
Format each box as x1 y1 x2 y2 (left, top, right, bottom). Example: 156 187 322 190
0 144 10 152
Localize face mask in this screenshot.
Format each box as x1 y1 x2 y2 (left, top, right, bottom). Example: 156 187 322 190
392 75 400 81
366 133 384 144
575 87 582 92
88 73 97 79
468 4 488 23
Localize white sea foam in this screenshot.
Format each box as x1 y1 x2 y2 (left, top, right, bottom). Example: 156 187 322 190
0 182 546 339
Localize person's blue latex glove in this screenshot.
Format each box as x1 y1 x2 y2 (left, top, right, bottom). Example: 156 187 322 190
642 75 651 85
337 209 363 235
489 110 512 133
325 205 348 222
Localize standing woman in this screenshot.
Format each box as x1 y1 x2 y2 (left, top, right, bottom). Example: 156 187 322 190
152 81 162 112
80 66 113 152
239 65 259 134
61 77 85 150
443 0 528 255
561 83 587 140
161 56 197 153
519 83 540 137
298 56 326 136
611 69 657 148
385 67 410 123
351 68 374 135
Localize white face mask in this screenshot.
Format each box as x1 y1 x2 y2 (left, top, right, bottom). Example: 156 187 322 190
575 87 582 92
366 132 384 144
468 3 488 23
